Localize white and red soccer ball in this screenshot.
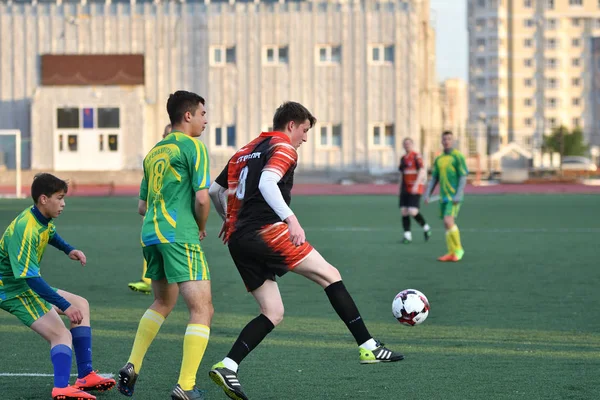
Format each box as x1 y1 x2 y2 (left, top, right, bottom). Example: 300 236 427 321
392 289 430 326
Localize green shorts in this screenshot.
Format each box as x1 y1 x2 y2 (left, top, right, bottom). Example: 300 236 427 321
143 243 210 284
0 289 52 327
440 202 461 219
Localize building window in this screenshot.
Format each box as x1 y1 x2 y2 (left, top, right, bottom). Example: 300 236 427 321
476 38 486 47
524 78 533 87
546 0 554 9
524 19 534 28
371 123 395 147
569 0 583 7
524 98 533 106
263 46 289 65
595 18 600 29
369 45 394 64
524 58 533 67
211 46 236 66
572 38 581 47
573 98 581 106
546 78 559 89
98 108 120 128
477 57 486 67
546 19 558 30
213 125 236 148
524 39 533 47
318 124 342 147
545 58 558 69
572 58 581 67
572 18 581 27
67 135 78 152
524 0 532 7
524 118 532 127
108 134 118 152
476 18 486 29
316 45 342 64
546 98 559 108
548 118 557 128
572 77 581 86
57 108 80 129
545 38 558 50
573 117 581 127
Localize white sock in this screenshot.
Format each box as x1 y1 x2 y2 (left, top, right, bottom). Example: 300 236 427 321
222 357 239 373
359 338 378 351
424 224 430 232
404 231 412 240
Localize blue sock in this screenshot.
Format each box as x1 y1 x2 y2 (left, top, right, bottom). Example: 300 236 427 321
71 326 93 378
50 344 72 388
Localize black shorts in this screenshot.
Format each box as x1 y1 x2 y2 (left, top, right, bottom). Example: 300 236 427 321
228 222 314 292
399 191 421 208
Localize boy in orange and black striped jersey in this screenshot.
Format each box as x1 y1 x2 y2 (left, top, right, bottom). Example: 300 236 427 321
207 102 404 400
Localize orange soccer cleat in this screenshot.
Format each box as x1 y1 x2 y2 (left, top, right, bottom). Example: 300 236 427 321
52 385 97 400
437 253 458 262
74 371 116 392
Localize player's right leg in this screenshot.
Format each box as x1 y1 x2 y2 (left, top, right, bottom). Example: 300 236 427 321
118 245 178 397
293 249 404 364
210 280 282 400
28 306 96 400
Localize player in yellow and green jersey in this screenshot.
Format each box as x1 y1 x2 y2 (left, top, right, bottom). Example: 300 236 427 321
424 131 468 262
0 173 115 400
118 91 212 400
128 123 173 295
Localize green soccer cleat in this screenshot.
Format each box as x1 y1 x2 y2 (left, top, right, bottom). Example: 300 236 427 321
402 238 411 244
171 384 206 400
454 248 465 261
424 230 432 242
359 341 404 364
128 281 152 294
209 362 248 400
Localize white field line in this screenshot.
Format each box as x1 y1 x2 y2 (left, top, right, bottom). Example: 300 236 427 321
306 227 600 233
0 372 114 378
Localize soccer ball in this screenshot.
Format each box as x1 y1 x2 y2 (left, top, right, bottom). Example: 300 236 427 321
392 289 430 326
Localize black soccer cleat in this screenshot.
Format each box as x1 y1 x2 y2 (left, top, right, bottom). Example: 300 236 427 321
117 362 138 397
209 363 248 400
424 230 432 242
359 340 404 364
171 384 206 400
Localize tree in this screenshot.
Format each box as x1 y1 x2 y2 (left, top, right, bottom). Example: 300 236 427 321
542 126 588 157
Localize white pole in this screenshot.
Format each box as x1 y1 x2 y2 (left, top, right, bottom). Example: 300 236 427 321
16 131 22 198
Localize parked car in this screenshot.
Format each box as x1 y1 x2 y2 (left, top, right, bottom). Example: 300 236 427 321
561 156 598 172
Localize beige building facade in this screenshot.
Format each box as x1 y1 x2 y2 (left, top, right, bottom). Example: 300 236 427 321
0 0 441 175
468 0 600 152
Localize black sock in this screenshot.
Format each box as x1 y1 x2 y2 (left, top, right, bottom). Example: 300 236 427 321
414 213 427 227
226 314 275 365
325 281 372 345
402 216 410 232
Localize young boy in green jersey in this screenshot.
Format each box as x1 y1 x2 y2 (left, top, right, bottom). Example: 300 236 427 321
118 91 212 400
424 131 468 262
0 173 115 400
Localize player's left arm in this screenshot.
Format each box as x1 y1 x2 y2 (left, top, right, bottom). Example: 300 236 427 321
49 228 86 266
209 164 229 222
260 142 304 246
414 154 427 194
453 152 469 204
424 158 439 203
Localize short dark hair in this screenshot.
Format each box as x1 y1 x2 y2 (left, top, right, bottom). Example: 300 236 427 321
442 130 453 137
31 173 68 203
166 91 205 125
272 102 317 132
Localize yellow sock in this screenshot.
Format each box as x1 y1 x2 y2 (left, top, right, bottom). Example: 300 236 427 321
445 228 456 255
177 324 210 390
142 260 151 285
128 309 165 371
449 225 463 253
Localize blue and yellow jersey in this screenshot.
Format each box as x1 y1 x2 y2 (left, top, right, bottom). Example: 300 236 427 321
0 207 56 300
140 131 210 246
431 149 468 203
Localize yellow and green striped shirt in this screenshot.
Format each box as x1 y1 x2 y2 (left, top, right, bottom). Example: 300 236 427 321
139 132 210 246
0 207 55 300
431 149 468 203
